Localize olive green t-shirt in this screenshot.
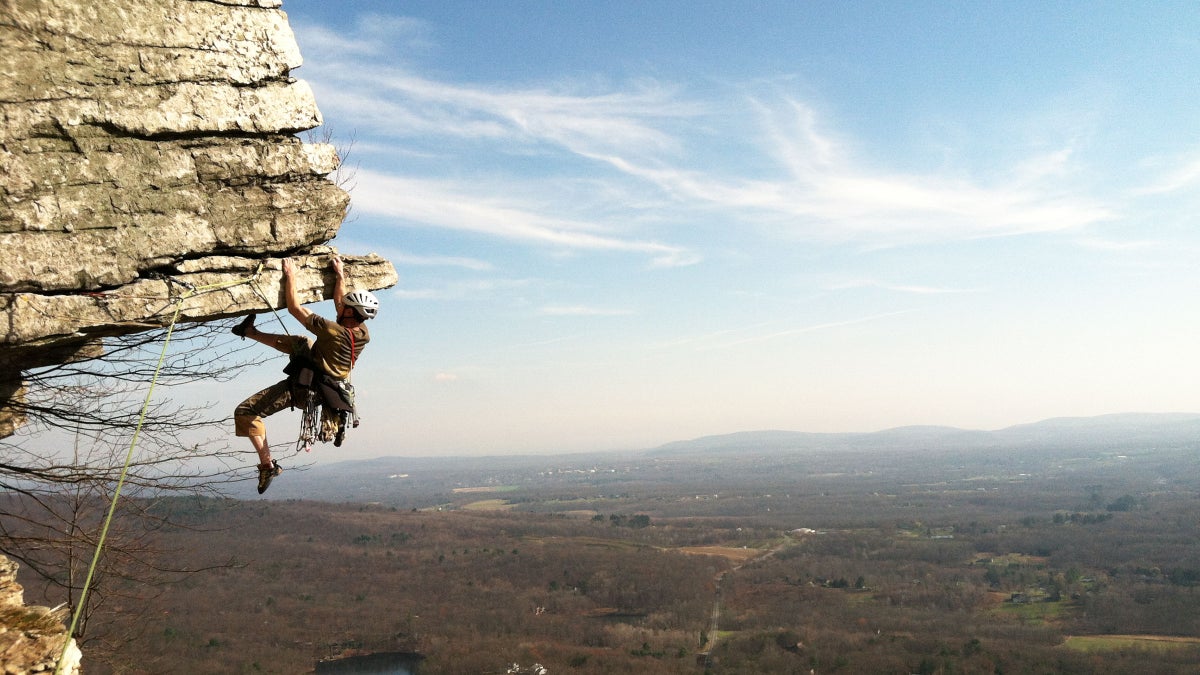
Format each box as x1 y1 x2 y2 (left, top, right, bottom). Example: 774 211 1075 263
304 314 369 380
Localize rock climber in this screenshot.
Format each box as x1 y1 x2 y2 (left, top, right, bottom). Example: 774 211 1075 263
231 255 378 493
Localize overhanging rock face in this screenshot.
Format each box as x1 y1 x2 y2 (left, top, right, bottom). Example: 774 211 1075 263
0 0 399 377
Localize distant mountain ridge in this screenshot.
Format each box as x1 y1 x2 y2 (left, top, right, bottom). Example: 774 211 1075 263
650 412 1200 456
267 412 1200 503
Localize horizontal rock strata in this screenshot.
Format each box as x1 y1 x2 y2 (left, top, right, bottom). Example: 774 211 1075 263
1 0 398 376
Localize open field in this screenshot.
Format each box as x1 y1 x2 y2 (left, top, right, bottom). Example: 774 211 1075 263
1063 635 1200 652
460 498 517 510
676 545 764 563
451 485 519 493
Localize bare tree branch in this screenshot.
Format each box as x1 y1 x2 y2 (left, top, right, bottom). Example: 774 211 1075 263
1 317 266 649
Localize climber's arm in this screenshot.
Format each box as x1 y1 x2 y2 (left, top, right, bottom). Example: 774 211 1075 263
281 257 314 324
331 255 347 316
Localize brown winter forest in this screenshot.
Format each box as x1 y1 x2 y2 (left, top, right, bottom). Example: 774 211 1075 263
13 419 1200 674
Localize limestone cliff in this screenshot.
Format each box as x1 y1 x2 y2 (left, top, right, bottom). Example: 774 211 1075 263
2 0 400 668
1 0 398 380
0 555 81 675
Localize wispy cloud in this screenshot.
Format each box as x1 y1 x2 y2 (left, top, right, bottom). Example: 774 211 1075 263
1132 152 1200 196
292 15 434 59
303 57 697 156
298 13 1121 262
353 169 700 267
393 277 534 301
638 95 1117 242
391 251 494 271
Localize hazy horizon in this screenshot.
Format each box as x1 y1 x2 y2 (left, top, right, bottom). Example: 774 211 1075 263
262 410 1200 466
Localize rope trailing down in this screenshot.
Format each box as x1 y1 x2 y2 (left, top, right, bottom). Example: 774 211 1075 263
55 262 271 675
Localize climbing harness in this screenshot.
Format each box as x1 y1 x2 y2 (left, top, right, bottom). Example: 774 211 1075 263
289 326 360 454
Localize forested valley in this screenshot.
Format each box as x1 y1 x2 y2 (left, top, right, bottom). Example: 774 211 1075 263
13 422 1200 674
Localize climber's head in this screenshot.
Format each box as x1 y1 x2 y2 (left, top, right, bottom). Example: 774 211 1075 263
341 290 379 321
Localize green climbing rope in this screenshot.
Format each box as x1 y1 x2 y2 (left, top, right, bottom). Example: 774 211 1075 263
55 298 183 675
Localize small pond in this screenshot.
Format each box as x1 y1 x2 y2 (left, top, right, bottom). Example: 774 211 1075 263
314 652 423 675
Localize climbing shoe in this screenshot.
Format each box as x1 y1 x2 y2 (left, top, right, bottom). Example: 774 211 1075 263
256 460 282 494
232 314 256 340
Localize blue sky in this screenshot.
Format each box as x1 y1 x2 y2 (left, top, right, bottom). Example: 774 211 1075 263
266 0 1200 457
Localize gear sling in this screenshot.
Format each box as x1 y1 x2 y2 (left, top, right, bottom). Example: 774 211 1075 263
283 328 359 447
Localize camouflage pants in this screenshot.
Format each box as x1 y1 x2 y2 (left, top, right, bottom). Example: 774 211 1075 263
234 379 297 438
235 334 313 438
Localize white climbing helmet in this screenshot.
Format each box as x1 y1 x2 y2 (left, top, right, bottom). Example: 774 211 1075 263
342 290 379 319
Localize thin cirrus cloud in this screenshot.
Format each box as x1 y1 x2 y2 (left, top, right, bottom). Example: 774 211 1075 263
389 251 494 271
392 277 534 301
296 17 1119 262
330 238 496 272
722 97 1115 241
292 15 435 59
303 56 697 155
351 169 700 268
1131 153 1200 196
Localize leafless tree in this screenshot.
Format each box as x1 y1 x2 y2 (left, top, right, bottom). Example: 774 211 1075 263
0 319 268 646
